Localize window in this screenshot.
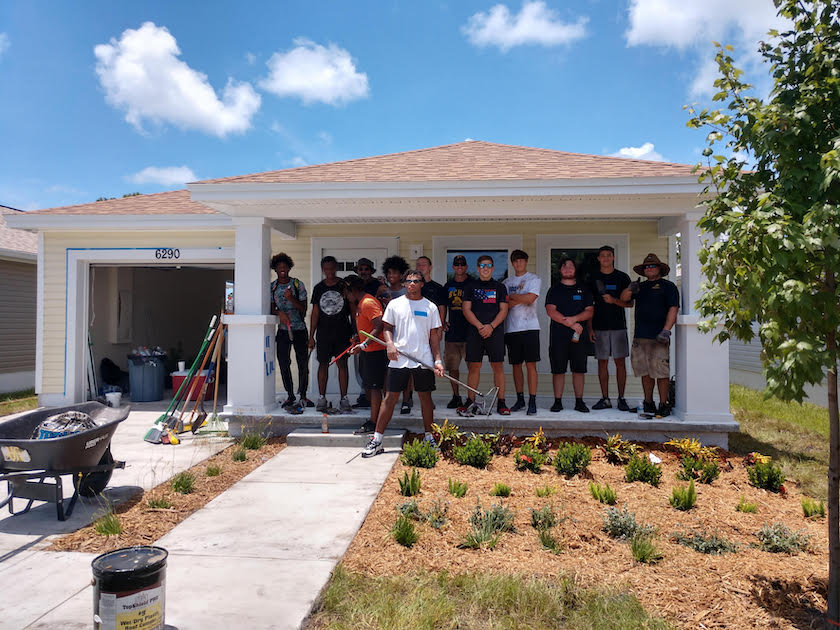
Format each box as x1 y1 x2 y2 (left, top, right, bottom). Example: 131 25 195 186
549 248 601 286
445 249 509 282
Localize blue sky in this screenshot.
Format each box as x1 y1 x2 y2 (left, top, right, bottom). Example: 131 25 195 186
0 1 786 211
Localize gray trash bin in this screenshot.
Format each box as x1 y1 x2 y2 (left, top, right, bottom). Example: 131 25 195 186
127 355 166 402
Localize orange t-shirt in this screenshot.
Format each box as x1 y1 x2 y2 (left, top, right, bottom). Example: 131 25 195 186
356 294 385 352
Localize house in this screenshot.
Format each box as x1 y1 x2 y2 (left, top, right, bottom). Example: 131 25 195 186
6 141 737 445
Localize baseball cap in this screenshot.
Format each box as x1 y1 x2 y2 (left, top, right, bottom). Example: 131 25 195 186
452 255 467 265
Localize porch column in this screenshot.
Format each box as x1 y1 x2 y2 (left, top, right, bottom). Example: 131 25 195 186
674 214 733 422
223 217 278 415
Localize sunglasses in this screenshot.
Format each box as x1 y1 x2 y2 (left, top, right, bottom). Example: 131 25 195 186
404 278 423 284
452 262 467 266
644 264 660 269
478 263 494 269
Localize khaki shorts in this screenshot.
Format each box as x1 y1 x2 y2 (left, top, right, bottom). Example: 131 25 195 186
444 341 466 372
631 338 670 379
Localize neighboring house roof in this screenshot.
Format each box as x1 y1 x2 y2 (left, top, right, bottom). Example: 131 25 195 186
22 189 219 216
0 206 38 257
196 140 697 184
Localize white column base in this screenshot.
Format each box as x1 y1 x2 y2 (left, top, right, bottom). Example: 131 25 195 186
222 314 279 416
675 315 734 423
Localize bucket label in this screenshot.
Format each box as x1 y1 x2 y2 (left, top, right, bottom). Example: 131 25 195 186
97 582 165 630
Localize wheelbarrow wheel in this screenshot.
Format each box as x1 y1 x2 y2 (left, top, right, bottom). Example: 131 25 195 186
73 449 114 497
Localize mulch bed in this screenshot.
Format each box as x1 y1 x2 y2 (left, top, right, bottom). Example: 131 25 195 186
48 438 286 554
341 437 827 629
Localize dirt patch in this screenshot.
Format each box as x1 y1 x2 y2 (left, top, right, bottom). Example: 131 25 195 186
341 439 827 629
48 438 286 554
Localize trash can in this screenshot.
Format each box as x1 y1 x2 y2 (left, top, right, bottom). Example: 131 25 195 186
127 355 166 402
92 546 168 630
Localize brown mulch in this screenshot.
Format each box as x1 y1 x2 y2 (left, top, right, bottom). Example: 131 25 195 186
48 438 286 554
341 438 828 630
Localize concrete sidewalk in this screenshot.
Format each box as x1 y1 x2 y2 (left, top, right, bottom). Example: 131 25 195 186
3 442 398 629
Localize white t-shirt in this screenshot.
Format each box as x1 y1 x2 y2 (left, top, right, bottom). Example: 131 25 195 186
503 272 542 333
382 295 442 369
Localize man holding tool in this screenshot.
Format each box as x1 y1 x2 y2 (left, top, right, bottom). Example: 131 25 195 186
503 249 541 415
361 269 444 458
443 254 470 408
352 257 382 408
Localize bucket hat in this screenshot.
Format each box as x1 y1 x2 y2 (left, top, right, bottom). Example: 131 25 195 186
633 253 670 276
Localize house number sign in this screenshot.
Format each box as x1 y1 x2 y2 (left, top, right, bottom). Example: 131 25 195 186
154 248 180 259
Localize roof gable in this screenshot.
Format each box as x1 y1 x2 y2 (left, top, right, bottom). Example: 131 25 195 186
0 207 38 254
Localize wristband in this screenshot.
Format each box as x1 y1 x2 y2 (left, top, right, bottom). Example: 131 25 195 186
434 359 443 365
360 340 370 349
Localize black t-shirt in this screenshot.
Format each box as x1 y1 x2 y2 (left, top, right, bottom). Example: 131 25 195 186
363 277 382 296
589 269 631 331
443 278 469 342
421 279 445 306
311 279 352 336
545 282 594 343
634 278 680 339
464 279 508 326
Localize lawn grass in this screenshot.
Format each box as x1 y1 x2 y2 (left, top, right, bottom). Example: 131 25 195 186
729 384 828 500
304 565 673 630
0 388 38 417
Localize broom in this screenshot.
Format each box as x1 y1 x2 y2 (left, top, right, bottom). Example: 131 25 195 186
189 325 225 432
170 321 223 433
197 328 226 435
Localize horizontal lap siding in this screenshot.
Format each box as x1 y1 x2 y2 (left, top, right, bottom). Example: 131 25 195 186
0 260 36 373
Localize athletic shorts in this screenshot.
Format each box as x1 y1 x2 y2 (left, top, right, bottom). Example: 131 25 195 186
631 338 670 379
359 350 388 390
316 333 351 364
505 330 541 365
549 338 588 374
386 367 436 393
593 329 630 360
444 341 466 372
466 327 505 363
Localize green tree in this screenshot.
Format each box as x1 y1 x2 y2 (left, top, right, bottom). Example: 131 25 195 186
686 1 840 625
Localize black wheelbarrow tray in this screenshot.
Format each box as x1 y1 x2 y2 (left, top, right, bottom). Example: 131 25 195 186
0 402 128 521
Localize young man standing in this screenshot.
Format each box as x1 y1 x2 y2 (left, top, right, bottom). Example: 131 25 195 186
442 255 470 409
545 258 594 413
351 257 381 409
459 255 509 416
346 275 386 434
270 253 311 408
620 253 679 417
308 255 353 413
362 269 444 458
589 246 632 412
416 256 446 322
503 250 541 415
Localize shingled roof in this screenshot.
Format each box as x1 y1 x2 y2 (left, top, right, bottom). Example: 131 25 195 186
0 206 38 254
24 190 218 216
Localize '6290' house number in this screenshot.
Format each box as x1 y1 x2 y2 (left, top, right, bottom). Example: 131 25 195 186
154 248 180 259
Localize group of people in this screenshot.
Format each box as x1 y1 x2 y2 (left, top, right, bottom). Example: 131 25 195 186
269 246 679 458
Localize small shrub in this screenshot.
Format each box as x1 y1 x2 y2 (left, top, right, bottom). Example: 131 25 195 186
624 454 662 487
239 433 267 450
756 522 811 554
490 482 511 497
669 480 697 511
515 442 548 473
744 451 772 466
453 436 493 469
399 469 421 496
397 499 424 521
672 530 738 555
523 426 548 452
677 456 720 484
589 482 617 505
448 478 468 498
630 533 663 564
94 510 123 536
476 430 513 456
664 437 718 462
535 485 556 498
425 497 449 529
391 515 419 548
747 460 785 493
232 446 247 462
205 464 222 477
459 521 500 550
553 442 591 478
530 505 557 531
400 438 439 468
146 496 172 509
802 497 826 519
460 502 515 549
602 505 655 541
431 419 463 454
602 433 639 465
736 495 758 513
170 471 195 494
538 528 563 554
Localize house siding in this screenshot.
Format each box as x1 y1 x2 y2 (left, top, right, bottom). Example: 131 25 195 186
0 259 36 374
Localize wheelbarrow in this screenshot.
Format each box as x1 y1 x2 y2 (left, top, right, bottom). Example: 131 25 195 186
0 402 128 521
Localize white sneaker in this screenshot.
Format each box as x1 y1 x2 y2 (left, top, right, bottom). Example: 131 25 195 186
362 438 384 458
315 397 329 412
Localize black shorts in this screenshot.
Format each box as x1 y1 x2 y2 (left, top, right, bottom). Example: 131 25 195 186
359 350 388 390
466 327 505 363
316 333 351 364
549 338 588 374
505 330 541 365
386 367 436 393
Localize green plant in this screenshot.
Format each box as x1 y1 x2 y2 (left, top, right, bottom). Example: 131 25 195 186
624 454 662 487
802 497 826 519
400 438 439 468
677 456 720 484
736 495 758 513
524 426 548 452
94 509 123 536
490 482 511 497
239 433 267 450
538 528 563 554
397 499 424 521
630 533 663 564
431 419 463 453
602 506 655 541
553 442 591 478
391 515 419 548
664 437 718 463
459 502 515 549
232 446 247 462
205 464 222 477
425 497 449 529
535 485 556 498
399 469 421 497
672 530 738 555
755 523 811 554
475 430 513 456
669 480 697 511
601 434 639 465
453 436 493 469
515 442 548 473
530 505 557 531
146 496 172 509
170 471 195 494
448 478 468 498
588 482 617 505
747 460 785 493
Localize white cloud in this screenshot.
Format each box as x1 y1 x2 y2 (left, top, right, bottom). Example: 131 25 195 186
0 33 9 60
259 38 369 105
463 1 587 51
94 22 261 137
128 165 197 187
286 156 308 167
317 130 332 145
610 142 665 162
245 52 256 65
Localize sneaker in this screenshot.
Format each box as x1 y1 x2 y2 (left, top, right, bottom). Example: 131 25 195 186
497 404 511 416
361 438 384 458
617 397 631 412
354 420 377 434
657 402 671 418
457 401 476 417
339 396 353 413
592 397 611 410
315 397 329 412
286 403 304 415
642 400 657 415
281 396 296 408
527 399 537 415
353 394 371 409
423 435 440 450
550 399 563 412
574 399 590 413
510 398 526 412
400 402 411 414
301 397 315 408
446 394 463 409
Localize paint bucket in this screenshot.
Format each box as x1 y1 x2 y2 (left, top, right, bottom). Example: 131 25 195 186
104 392 121 408
91 546 168 630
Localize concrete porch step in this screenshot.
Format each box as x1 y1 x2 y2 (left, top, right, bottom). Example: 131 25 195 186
287 426 407 448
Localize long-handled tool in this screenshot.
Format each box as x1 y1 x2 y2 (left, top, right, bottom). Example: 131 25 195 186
359 331 499 415
328 341 355 366
189 326 226 432
171 321 223 433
